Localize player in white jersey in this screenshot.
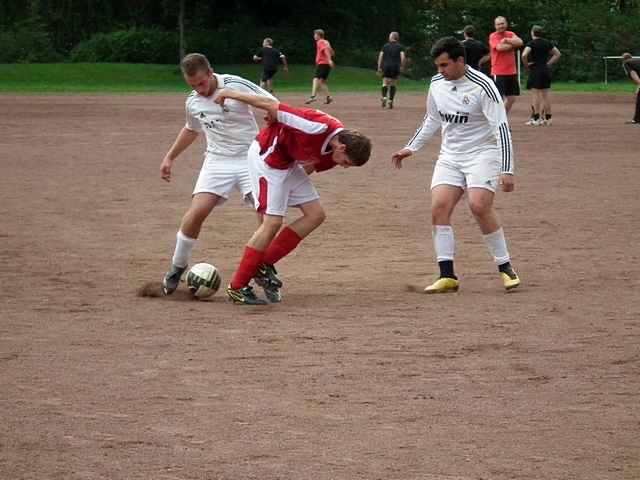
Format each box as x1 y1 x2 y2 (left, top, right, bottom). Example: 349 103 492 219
391 37 520 293
160 53 275 295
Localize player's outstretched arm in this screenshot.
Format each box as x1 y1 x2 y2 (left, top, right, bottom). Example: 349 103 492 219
215 88 279 117
160 127 199 182
391 148 413 169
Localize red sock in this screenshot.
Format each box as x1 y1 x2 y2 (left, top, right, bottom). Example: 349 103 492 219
263 227 303 265
230 246 265 289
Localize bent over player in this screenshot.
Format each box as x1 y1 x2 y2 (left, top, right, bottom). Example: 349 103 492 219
160 53 275 295
213 90 371 304
391 37 520 293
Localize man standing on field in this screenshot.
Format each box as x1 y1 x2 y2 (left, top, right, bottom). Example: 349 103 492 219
622 52 640 124
253 37 288 95
159 53 275 296
305 29 335 105
391 37 520 293
377 31 406 109
489 16 523 114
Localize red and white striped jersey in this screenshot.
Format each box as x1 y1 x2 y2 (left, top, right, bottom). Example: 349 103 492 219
256 104 344 171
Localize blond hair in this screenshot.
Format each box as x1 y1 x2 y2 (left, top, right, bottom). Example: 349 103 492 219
180 53 211 76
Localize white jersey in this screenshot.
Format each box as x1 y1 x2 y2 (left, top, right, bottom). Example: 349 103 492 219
185 73 275 158
405 67 514 174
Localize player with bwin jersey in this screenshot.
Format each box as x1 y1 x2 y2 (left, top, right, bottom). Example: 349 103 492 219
392 37 520 293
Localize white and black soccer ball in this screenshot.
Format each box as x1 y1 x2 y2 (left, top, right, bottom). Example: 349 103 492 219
186 263 222 298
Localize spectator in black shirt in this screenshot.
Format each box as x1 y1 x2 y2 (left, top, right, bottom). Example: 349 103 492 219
622 53 640 124
462 25 490 71
521 25 561 126
377 31 406 109
253 38 288 94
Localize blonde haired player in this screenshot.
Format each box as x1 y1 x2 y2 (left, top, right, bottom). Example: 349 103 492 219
392 37 520 293
160 53 275 295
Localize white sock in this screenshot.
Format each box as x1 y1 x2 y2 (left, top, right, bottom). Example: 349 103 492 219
171 231 197 268
432 225 455 262
483 227 510 265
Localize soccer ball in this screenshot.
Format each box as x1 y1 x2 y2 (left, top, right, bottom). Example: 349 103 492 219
186 263 222 298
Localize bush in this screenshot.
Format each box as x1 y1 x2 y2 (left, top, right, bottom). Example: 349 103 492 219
0 16 61 63
70 28 179 64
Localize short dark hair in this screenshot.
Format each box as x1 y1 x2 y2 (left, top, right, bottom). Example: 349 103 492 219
338 130 371 166
531 25 544 37
430 37 466 62
463 25 475 37
180 53 211 76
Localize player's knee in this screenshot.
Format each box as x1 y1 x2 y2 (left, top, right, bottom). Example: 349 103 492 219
468 199 491 218
431 202 451 223
260 217 283 239
182 208 206 229
307 207 326 226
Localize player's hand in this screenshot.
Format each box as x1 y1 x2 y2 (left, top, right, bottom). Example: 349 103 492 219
264 110 277 124
391 148 413 169
377 68 382 77
500 173 515 192
160 157 173 182
214 88 232 112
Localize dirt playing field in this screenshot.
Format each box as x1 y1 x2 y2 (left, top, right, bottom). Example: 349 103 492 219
1 91 639 480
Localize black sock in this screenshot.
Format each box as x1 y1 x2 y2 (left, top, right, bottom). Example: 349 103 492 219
389 85 397 100
381 86 388 98
545 113 552 120
532 113 540 120
498 261 512 273
439 260 456 279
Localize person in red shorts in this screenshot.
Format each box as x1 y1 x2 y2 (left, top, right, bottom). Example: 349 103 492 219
489 16 523 114
305 29 335 105
213 90 372 304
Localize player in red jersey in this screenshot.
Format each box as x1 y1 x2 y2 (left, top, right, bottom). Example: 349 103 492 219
213 90 372 304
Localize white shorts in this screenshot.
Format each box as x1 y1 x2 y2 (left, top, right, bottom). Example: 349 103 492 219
431 148 501 192
247 141 319 216
193 152 253 205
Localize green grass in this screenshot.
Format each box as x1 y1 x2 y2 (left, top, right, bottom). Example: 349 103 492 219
0 63 636 93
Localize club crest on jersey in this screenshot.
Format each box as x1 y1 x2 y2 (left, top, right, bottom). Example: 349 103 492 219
439 110 469 124
462 95 471 105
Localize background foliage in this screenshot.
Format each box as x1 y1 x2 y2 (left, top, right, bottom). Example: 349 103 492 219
1 0 639 81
